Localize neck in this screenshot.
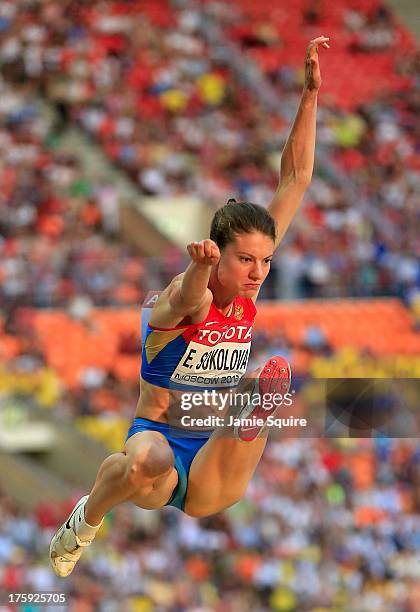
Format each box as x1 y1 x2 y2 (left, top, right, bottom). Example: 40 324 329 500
208 268 236 315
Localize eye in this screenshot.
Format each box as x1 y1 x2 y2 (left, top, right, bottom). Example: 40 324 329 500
264 258 272 264
239 256 252 263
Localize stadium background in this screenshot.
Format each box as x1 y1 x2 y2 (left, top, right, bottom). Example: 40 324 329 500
0 0 419 610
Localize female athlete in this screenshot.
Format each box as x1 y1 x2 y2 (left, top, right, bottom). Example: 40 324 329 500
50 36 330 577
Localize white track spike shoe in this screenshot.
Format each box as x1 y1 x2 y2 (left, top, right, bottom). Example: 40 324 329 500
234 355 292 442
49 495 93 578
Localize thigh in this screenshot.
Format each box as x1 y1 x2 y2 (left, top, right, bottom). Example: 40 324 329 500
184 432 268 517
185 366 270 516
124 430 179 510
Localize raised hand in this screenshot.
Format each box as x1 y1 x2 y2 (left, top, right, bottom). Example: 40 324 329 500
187 239 221 266
304 36 330 91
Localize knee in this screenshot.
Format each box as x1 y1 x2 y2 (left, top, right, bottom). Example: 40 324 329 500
126 438 174 487
99 453 127 481
185 506 213 519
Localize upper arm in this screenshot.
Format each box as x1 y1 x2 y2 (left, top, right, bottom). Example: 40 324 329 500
149 274 213 328
253 177 309 303
269 178 309 248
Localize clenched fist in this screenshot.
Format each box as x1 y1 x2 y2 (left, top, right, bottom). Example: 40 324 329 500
187 239 220 266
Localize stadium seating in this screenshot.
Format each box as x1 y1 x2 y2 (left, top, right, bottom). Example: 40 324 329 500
0 2 419 610
226 0 416 109
3 298 410 391
1 0 418 301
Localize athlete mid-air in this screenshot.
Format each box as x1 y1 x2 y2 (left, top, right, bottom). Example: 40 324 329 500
50 36 330 577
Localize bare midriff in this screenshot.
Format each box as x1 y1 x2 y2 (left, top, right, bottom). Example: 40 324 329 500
135 377 173 423
134 376 235 431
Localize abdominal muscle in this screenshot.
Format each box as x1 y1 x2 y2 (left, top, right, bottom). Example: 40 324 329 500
134 376 234 431
135 377 173 423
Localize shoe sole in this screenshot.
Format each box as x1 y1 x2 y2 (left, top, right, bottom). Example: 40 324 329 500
234 356 292 442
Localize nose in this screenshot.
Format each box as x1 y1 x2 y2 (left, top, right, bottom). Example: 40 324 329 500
249 262 263 281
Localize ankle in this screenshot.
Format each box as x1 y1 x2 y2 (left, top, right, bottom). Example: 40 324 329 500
84 498 104 528
83 510 103 529
75 516 103 542
74 499 104 542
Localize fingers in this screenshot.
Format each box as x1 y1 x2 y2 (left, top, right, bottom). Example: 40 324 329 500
308 36 331 51
204 239 214 259
187 239 220 263
188 241 205 259
211 243 221 260
187 242 199 258
204 239 220 260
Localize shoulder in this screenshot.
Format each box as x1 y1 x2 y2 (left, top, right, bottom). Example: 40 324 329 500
155 273 185 305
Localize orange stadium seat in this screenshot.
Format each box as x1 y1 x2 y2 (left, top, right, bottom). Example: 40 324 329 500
0 334 23 359
230 0 416 109
27 299 419 390
31 309 141 388
256 299 418 356
112 355 141 383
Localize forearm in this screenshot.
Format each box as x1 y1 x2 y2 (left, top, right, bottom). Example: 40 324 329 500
279 88 318 186
173 262 211 311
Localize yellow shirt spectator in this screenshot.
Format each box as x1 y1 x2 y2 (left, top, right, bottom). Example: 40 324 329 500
196 73 226 105
160 89 188 112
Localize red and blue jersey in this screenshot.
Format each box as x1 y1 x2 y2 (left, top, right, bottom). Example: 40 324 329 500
141 293 256 390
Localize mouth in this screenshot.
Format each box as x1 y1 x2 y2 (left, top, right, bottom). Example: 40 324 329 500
244 284 260 289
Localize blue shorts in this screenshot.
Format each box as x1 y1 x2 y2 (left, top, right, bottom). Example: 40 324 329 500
125 418 213 511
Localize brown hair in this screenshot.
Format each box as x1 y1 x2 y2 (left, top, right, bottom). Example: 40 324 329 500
210 199 276 249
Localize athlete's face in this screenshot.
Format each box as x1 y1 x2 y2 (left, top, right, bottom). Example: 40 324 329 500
217 231 274 297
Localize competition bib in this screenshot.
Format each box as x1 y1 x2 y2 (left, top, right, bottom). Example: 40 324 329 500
170 321 252 388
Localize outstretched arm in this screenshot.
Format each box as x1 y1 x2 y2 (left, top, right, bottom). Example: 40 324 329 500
150 240 219 328
171 240 219 314
269 36 330 248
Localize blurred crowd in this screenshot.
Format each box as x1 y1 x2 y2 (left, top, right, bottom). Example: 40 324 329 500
276 84 419 303
0 0 418 303
1 436 419 611
0 77 177 313
0 1 419 610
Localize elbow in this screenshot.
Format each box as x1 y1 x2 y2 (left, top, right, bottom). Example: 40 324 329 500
169 292 191 315
169 289 205 316
294 170 312 187
280 170 312 189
